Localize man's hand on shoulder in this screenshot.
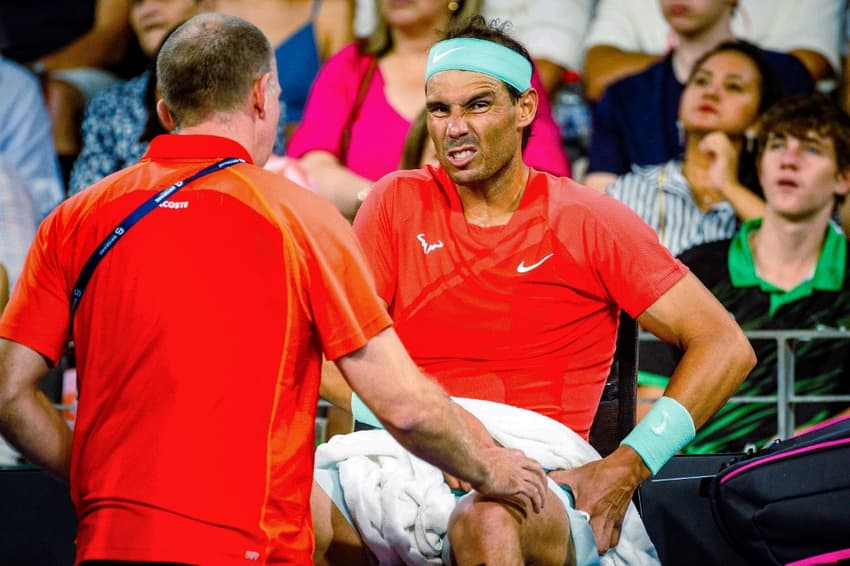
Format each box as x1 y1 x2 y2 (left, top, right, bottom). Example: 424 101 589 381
547 445 649 554
473 446 548 514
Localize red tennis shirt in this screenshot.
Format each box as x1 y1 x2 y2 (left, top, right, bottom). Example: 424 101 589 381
353 165 688 439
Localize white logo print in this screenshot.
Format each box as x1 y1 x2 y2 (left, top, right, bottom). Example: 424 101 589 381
516 253 554 273
650 411 669 435
432 46 463 63
417 233 444 255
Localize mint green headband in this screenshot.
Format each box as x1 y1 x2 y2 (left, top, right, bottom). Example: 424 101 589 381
425 37 532 93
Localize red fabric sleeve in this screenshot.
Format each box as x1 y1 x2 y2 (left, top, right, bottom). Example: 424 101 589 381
0 205 75 364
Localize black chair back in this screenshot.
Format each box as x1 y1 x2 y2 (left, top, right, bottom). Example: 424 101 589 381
588 311 638 457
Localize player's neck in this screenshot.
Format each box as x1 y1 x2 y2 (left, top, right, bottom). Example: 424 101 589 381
458 163 530 228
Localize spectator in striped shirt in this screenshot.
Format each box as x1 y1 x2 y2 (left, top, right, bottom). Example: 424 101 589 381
605 40 781 256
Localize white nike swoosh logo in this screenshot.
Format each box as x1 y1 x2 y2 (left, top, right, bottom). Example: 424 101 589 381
432 47 463 63
650 412 669 435
516 253 554 273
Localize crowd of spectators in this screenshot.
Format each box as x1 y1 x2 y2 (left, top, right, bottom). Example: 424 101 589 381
2 0 850 459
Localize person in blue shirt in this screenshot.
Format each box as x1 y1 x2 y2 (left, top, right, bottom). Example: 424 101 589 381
0 56 64 215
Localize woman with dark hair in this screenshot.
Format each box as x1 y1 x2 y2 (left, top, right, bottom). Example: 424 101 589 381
605 40 783 257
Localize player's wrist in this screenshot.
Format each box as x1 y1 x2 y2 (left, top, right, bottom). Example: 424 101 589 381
620 396 695 476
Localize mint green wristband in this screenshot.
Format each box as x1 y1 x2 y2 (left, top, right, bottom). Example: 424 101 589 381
621 396 695 475
351 392 383 429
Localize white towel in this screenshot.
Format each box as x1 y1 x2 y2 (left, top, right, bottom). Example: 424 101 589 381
314 398 660 566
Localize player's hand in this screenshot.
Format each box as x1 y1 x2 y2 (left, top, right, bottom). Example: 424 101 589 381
472 446 547 513
548 447 648 554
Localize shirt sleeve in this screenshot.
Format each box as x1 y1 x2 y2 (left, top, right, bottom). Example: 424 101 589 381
296 193 392 360
285 44 367 160
0 206 73 365
581 190 688 318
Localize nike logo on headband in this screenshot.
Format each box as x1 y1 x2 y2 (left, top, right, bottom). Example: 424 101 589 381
432 46 463 63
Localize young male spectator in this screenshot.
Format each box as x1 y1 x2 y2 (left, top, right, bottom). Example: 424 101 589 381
584 0 814 191
640 93 850 453
0 13 546 564
69 0 207 195
312 16 755 565
582 0 841 102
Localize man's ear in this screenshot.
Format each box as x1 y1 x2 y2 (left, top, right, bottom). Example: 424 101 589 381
516 88 538 130
252 73 271 119
156 98 176 131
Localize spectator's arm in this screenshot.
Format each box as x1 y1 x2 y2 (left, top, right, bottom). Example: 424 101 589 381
316 0 355 61
789 49 833 82
38 0 132 70
583 45 662 102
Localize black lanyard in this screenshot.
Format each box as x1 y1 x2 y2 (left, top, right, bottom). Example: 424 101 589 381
69 157 245 319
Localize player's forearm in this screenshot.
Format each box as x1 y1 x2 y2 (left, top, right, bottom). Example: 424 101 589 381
378 380 491 488
665 325 755 428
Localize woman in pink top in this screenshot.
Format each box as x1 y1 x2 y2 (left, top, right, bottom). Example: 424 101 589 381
287 0 569 220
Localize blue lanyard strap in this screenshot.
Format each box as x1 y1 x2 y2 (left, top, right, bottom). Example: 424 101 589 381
69 157 245 319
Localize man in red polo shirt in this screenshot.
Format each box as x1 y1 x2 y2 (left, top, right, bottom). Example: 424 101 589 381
0 13 546 565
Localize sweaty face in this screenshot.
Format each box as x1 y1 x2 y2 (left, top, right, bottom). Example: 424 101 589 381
661 0 733 37
679 51 762 137
131 0 201 56
425 70 525 187
759 131 850 221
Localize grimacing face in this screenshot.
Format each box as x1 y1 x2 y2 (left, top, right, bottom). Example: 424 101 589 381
425 70 527 188
679 50 762 138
